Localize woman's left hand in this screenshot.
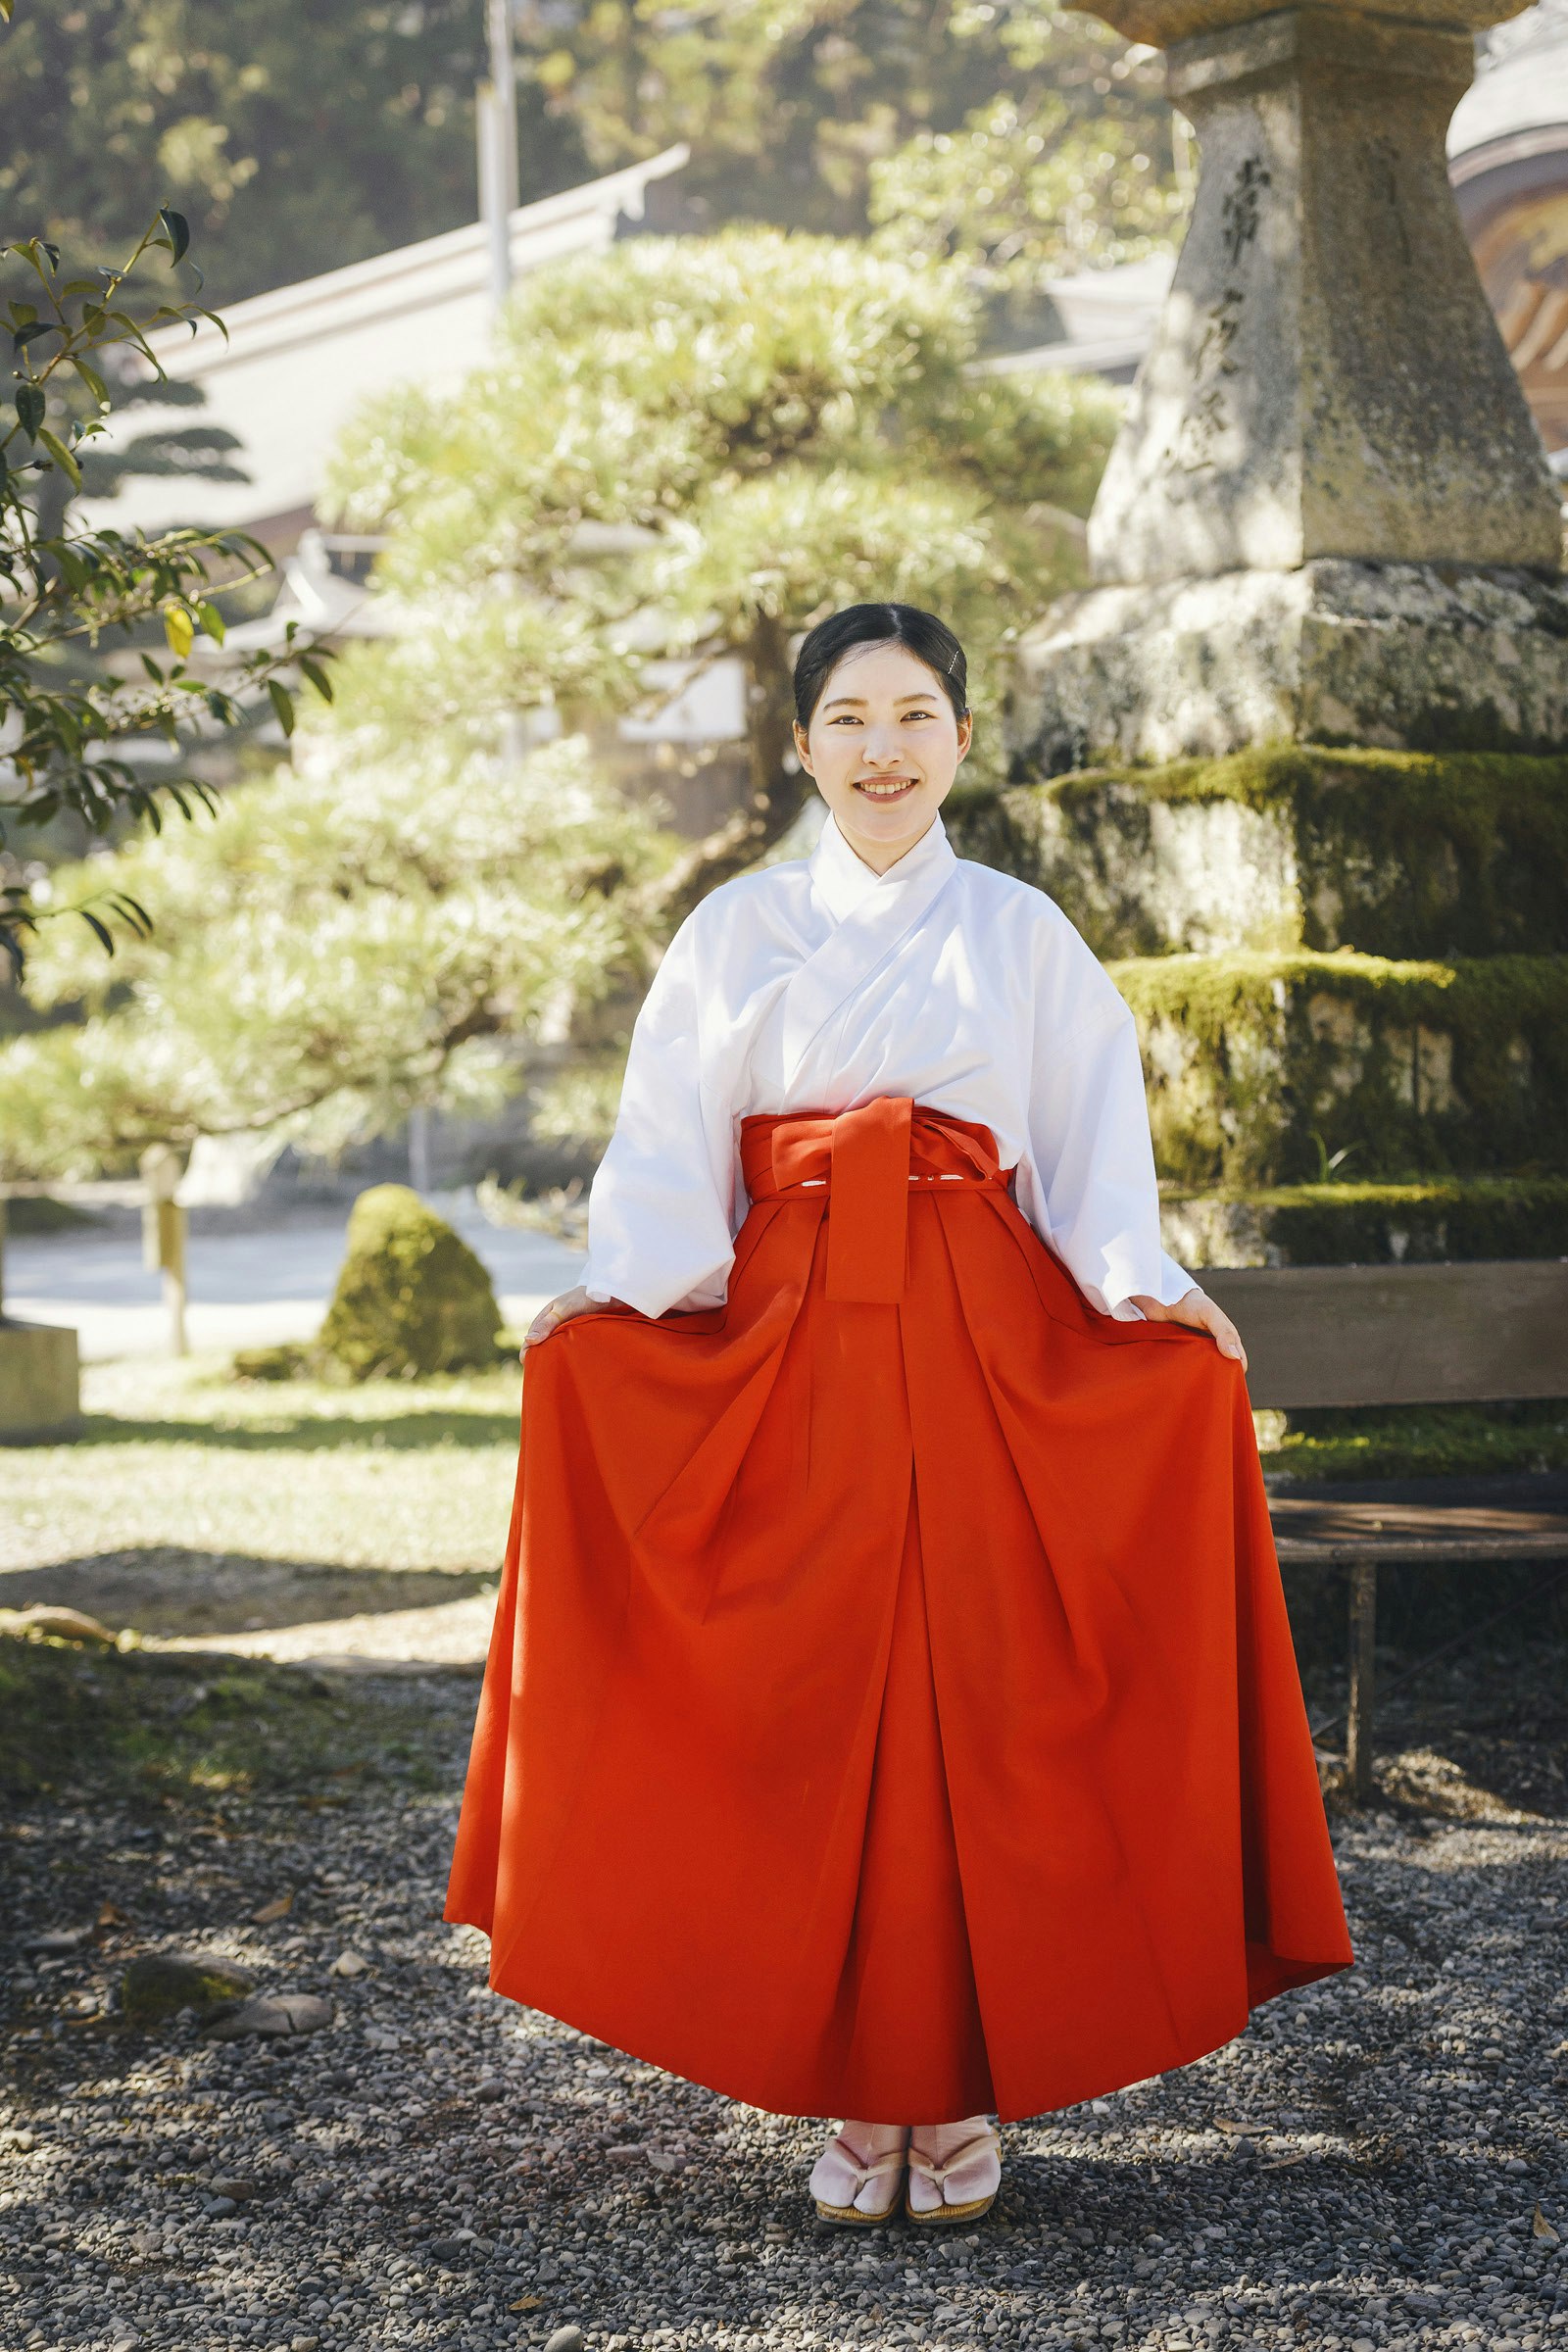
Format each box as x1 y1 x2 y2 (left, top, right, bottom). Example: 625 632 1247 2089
1127 1285 1248 1370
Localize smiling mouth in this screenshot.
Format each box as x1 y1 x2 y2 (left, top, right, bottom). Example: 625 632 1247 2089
854 776 919 799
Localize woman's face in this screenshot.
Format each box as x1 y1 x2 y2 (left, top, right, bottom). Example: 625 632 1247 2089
793 639 972 874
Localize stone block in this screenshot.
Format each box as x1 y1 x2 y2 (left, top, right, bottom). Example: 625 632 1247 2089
948 748 1568 959
1008 559 1568 769
1085 6 1561 586
1112 947 1568 1185
0 1320 80 1443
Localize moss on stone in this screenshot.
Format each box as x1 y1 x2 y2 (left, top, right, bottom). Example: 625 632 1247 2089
945 747 1568 960
1109 949 1568 1187
1160 1173 1568 1266
121 1951 255 2027
313 1186 504 1383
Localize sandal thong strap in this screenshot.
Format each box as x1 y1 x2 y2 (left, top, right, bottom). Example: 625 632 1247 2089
906 2129 1001 2187
829 2144 906 2190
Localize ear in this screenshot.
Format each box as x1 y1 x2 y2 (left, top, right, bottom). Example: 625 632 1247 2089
792 718 815 777
955 710 973 764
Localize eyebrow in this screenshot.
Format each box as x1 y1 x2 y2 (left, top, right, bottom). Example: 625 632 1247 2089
820 691 939 710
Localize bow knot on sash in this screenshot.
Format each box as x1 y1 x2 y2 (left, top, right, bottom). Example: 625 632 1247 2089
739 1099 1009 1306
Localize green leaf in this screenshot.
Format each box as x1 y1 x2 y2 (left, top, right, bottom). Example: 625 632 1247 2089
163 605 195 659
195 599 226 646
15 382 44 438
298 654 334 702
267 678 296 737
37 426 80 489
158 210 192 268
12 321 57 350
111 893 156 939
70 357 111 409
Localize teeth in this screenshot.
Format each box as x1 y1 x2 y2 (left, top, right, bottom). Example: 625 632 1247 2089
858 780 915 796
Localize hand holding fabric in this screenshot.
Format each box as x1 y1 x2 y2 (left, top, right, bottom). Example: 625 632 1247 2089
520 1285 600 1353
1129 1284 1248 1368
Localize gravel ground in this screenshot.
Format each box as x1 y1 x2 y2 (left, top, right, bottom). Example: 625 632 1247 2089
4 1649 1567 2352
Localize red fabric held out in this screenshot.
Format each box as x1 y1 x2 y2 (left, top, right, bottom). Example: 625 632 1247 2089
446 1100 1353 2124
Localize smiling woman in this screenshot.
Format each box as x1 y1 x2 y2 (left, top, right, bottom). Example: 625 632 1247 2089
790 605 974 873
447 602 1353 2231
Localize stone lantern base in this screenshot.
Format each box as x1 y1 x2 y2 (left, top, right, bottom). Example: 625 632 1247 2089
0 1321 81 1443
1009 558 1568 772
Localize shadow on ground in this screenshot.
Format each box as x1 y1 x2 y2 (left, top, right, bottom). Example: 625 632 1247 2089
0 1551 494 1639
66 1406 520 1452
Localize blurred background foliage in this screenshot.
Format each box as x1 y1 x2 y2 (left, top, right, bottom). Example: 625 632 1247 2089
324 229 1118 903
0 231 1116 1176
0 1 1182 312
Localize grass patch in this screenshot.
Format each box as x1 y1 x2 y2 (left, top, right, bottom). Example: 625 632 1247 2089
0 1633 456 1809
1 1352 521 1577
1259 1397 1568 1483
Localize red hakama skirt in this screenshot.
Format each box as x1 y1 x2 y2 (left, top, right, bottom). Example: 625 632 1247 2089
446 1098 1353 2123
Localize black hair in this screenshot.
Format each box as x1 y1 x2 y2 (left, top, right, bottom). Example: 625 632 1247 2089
792 603 969 730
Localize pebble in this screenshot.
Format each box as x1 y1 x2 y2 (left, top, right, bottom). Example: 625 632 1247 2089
206 1991 332 2040
5 1666 1567 2352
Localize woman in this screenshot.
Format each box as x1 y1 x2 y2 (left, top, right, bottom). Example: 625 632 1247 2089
446 603 1353 2229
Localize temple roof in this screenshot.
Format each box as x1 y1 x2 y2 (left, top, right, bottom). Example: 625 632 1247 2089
78 146 689 549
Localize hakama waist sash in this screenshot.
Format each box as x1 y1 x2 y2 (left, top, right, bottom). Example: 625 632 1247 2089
446 1093 1354 2124
741 1098 1011 1304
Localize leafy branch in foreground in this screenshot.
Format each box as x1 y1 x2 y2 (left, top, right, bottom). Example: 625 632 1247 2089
0 204 333 974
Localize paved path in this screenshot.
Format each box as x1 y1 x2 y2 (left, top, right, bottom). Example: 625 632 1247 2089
3 1196 585 1361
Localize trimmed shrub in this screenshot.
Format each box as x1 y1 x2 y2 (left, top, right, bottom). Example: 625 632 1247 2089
312 1186 504 1382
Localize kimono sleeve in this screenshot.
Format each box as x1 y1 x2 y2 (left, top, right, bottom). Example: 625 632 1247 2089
580 914 738 1319
1026 910 1196 1323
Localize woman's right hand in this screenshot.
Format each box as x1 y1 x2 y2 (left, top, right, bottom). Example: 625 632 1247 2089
520 1285 600 1355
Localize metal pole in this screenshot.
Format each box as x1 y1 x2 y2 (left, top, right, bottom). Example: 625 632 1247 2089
477 0 519 317
1345 1558 1378 1804
488 0 519 221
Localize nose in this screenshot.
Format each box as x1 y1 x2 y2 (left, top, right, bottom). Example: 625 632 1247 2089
860 729 907 768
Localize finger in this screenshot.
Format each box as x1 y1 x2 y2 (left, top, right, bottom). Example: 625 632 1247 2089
521 1305 562 1353
1210 1310 1248 1367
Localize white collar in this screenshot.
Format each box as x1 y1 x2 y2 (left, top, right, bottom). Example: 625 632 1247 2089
808 809 956 924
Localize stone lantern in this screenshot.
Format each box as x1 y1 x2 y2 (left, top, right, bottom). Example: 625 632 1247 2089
948 0 1568 1287
1012 0 1568 767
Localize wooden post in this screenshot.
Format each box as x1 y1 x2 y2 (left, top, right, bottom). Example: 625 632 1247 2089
140 1144 188 1357
1345 1557 1378 1803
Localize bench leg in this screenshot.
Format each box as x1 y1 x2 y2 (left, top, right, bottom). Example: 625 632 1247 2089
1346 1557 1378 1803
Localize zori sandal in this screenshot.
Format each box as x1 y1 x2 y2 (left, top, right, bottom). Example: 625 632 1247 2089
905 2121 1003 2225
808 2123 909 2226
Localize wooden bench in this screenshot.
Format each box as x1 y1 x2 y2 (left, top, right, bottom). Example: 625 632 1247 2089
1200 1259 1568 1802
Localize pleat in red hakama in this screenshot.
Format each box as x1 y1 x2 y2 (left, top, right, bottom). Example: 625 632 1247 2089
446 1099 1353 2124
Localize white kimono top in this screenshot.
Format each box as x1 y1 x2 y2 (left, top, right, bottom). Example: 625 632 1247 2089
581 810 1195 1324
